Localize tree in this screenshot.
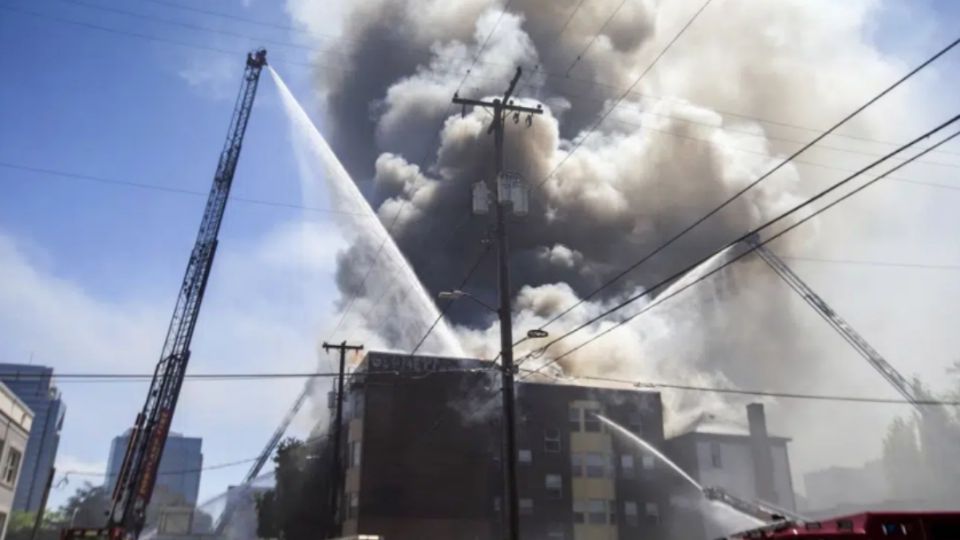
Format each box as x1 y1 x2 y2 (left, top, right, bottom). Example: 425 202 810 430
5 510 65 540
254 490 279 539
262 437 332 540
59 482 110 529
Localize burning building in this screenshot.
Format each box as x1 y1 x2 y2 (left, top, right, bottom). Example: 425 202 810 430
280 351 678 540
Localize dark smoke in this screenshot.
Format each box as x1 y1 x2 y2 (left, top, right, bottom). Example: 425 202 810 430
287 0 938 483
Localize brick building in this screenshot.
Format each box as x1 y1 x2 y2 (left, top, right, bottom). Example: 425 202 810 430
324 351 674 540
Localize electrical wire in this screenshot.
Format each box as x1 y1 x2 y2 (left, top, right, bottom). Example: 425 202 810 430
779 255 960 271
59 457 260 478
409 241 493 356
552 372 960 406
534 0 715 191
525 125 960 376
563 0 627 76
0 161 370 217
532 35 960 333
0 368 496 384
451 0 516 99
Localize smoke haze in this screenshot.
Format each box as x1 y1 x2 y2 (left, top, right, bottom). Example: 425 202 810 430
281 0 959 499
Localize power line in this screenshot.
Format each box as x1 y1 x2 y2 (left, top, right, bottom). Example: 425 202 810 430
61 0 318 53
780 255 960 271
452 0 516 98
0 4 324 72
0 161 369 217
533 35 960 332
60 457 260 478
534 0 715 190
526 125 960 376
558 372 960 406
409 241 493 356
532 0 588 74
137 0 308 36
564 0 627 76
1 368 496 384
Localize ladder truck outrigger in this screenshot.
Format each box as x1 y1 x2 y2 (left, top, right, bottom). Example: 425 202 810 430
62 48 268 540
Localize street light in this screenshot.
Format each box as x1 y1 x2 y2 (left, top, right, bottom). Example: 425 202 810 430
438 290 498 313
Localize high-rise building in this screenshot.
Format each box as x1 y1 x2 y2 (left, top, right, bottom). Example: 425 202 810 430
0 379 34 540
298 351 674 540
104 431 202 507
0 364 66 513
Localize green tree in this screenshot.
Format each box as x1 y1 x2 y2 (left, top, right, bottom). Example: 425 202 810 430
58 482 111 529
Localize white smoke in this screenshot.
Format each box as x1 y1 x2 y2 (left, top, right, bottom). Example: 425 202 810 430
282 0 959 503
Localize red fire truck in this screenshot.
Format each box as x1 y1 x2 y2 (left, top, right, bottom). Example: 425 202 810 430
728 511 960 539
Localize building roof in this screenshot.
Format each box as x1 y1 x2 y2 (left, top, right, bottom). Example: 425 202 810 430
668 427 791 444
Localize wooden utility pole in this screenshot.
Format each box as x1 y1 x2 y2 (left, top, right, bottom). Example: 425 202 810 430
453 68 542 540
29 466 55 540
322 341 363 538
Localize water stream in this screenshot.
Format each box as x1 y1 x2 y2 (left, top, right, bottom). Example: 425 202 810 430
268 66 463 356
595 413 703 491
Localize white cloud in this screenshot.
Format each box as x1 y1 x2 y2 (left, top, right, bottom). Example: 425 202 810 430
0 218 345 508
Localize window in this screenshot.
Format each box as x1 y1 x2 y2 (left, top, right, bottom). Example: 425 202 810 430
346 492 359 520
585 453 605 478
628 413 643 434
645 502 660 524
620 455 635 478
546 523 566 540
3 449 21 485
349 440 361 468
583 410 601 432
519 498 534 516
624 501 639 526
587 499 607 524
545 473 562 499
518 449 532 463
544 429 561 453
493 497 502 513
568 406 582 432
642 455 655 470
710 442 722 468
573 501 587 524
571 453 582 477
0 512 6 539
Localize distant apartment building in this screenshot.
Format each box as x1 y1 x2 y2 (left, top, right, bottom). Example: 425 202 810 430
0 380 34 540
665 403 796 539
0 364 66 513
105 431 202 507
308 351 675 540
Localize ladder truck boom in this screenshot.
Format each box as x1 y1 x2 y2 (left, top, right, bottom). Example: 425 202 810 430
703 486 808 524
745 235 922 411
213 383 309 536
63 49 267 540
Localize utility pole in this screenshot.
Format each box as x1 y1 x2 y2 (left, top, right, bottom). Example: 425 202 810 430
453 67 542 540
322 341 363 538
29 466 55 540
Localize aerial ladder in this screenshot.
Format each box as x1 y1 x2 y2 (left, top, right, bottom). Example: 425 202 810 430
746 235 960 502
213 383 310 535
702 486 808 524
62 49 268 540
745 235 925 412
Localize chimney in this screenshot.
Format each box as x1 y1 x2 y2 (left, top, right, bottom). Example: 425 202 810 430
747 403 777 502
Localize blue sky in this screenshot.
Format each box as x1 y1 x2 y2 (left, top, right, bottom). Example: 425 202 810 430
0 0 346 510
1 0 960 512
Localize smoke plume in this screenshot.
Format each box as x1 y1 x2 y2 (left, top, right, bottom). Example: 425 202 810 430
285 0 951 491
